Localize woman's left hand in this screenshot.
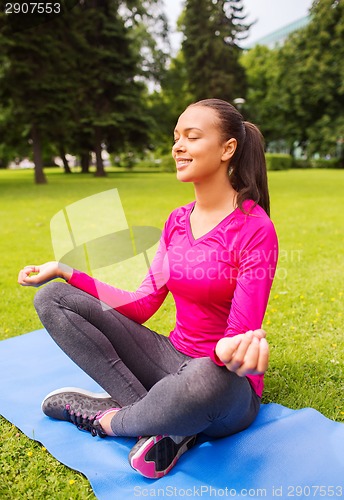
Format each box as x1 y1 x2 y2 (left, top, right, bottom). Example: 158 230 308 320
215 329 269 377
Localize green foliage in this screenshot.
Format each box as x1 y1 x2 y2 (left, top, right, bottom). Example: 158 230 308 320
123 0 170 83
291 157 342 170
0 1 79 182
240 45 284 142
0 0 169 181
159 152 176 172
310 158 342 169
306 115 344 161
291 159 312 169
181 0 249 102
241 0 344 161
265 153 293 171
147 51 192 151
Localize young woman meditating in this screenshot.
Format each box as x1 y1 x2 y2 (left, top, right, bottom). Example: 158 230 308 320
18 98 278 479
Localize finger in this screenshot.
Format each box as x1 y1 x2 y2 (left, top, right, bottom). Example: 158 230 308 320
215 336 242 364
252 329 267 339
18 274 34 286
236 336 260 377
18 267 40 286
256 338 269 375
22 265 38 274
226 331 253 372
19 266 37 278
18 269 31 285
25 265 40 275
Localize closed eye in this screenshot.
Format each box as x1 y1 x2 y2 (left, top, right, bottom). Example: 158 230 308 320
173 136 199 144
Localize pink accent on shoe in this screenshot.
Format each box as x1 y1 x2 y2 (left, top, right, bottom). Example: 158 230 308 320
130 435 167 479
96 407 120 437
97 407 120 419
131 434 197 479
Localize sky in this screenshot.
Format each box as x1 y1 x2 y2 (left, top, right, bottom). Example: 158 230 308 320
164 0 313 50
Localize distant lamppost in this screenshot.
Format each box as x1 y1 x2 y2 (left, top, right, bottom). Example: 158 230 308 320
233 97 246 114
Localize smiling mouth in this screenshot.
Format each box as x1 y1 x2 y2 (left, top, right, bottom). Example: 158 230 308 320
176 159 193 169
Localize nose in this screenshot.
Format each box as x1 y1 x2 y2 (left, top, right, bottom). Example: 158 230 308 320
172 137 186 153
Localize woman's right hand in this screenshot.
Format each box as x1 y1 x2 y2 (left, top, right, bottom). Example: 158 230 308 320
18 261 72 287
215 330 269 377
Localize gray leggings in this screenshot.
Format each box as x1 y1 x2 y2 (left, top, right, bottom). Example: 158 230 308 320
34 281 260 438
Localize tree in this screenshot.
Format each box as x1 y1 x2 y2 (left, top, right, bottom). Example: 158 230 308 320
274 0 344 159
240 45 284 145
147 50 192 151
70 0 170 174
120 0 170 84
0 0 84 182
0 104 32 168
296 0 344 160
181 0 250 102
0 4 70 182
0 0 169 181
241 0 344 160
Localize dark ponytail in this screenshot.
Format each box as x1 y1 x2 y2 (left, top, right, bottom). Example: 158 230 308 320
231 121 270 217
188 99 270 217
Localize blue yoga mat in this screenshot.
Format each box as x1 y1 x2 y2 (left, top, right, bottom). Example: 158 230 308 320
0 329 343 499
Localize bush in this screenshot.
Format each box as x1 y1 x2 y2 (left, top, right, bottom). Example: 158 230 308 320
290 157 342 169
135 159 160 170
265 153 293 171
309 158 342 169
292 158 312 169
159 153 175 172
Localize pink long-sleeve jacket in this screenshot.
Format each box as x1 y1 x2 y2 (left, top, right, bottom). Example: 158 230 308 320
69 200 278 397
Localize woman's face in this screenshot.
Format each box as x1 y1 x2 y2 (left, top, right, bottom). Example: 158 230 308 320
172 105 236 183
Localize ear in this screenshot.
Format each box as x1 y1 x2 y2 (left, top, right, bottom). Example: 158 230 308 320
221 138 237 162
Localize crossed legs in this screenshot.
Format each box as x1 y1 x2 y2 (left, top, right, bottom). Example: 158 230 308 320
35 281 260 438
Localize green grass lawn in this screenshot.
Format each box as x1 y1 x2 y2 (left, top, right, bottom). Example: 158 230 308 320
0 167 343 498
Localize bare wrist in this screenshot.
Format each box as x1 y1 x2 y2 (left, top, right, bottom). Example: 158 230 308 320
57 262 73 281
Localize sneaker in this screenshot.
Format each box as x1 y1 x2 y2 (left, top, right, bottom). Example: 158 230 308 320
41 387 120 438
129 434 197 479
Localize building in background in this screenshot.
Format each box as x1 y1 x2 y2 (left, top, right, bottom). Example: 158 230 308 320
247 16 310 49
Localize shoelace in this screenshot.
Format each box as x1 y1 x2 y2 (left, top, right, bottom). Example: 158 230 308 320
63 405 107 438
